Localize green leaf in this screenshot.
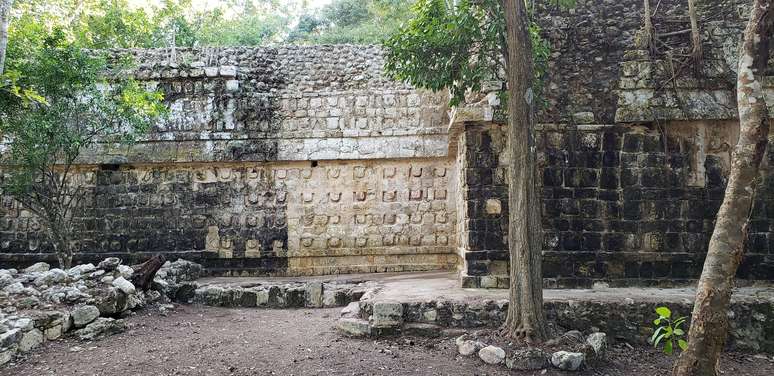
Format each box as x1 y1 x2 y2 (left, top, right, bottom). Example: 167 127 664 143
651 326 664 343
674 328 684 336
656 306 672 319
678 339 688 351
653 318 662 325
654 333 667 346
664 340 673 355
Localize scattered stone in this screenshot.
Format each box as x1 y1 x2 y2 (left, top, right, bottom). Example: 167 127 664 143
0 348 15 366
116 265 134 279
9 318 33 331
506 348 550 370
0 328 21 348
18 329 44 352
71 305 100 328
586 332 607 359
337 318 371 337
340 302 361 318
44 324 64 340
68 264 96 277
0 273 14 288
33 268 68 287
16 296 41 309
4 282 37 295
24 262 50 273
546 330 585 347
456 335 485 356
75 318 127 340
97 258 121 271
478 345 506 364
551 351 585 371
112 277 136 295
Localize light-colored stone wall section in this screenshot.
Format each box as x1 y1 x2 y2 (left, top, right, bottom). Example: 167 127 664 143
80 46 450 164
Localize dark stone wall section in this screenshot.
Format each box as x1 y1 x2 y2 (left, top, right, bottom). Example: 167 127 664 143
0 166 291 276
461 123 774 288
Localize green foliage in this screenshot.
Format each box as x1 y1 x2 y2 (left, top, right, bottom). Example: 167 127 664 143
652 306 689 355
0 30 165 267
383 0 552 108
195 7 288 46
0 71 47 105
8 0 200 49
290 0 414 45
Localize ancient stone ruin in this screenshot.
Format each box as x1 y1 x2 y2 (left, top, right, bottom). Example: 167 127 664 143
1 0 773 289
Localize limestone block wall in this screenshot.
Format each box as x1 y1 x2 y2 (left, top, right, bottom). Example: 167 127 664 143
86 45 449 164
0 160 458 275
456 121 774 288
0 45 459 276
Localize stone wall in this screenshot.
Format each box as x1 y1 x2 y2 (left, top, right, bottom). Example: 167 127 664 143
3 0 774 285
1 45 458 276
87 45 449 164
1 160 459 276
456 120 774 288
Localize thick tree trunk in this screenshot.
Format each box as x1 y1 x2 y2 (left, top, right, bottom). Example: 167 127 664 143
672 1 772 375
501 0 547 343
0 0 11 74
131 255 166 291
688 0 703 73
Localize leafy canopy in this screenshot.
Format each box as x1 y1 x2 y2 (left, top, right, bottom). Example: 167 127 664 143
0 30 165 199
289 0 415 45
383 0 554 107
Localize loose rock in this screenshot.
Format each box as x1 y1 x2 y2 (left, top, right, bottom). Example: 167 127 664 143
75 318 127 340
478 345 506 364
586 332 607 359
71 305 100 328
24 262 50 273
551 351 585 371
97 258 121 271
112 277 136 295
506 348 549 370
456 335 485 356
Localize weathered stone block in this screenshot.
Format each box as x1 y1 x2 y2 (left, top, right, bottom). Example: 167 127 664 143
371 301 403 328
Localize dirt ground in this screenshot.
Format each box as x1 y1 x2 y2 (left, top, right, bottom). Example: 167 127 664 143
2 305 773 376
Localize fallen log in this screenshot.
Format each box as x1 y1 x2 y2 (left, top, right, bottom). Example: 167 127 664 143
130 255 166 291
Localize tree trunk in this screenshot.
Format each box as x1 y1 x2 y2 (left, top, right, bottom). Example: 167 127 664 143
501 0 547 343
672 1 772 375
643 0 657 56
131 255 166 291
688 0 703 74
0 0 11 74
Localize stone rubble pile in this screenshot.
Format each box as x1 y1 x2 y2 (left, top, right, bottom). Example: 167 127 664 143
0 258 202 366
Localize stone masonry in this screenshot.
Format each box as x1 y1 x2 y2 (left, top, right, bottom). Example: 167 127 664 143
2 0 774 286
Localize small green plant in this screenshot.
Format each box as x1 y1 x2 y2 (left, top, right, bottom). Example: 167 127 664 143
652 306 688 355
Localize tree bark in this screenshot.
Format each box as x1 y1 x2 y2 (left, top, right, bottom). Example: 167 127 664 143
0 0 11 74
672 1 772 375
688 0 703 74
131 255 166 291
643 0 657 56
501 0 547 343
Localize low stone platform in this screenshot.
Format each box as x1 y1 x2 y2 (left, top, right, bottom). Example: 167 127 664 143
327 272 774 353
174 271 774 352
